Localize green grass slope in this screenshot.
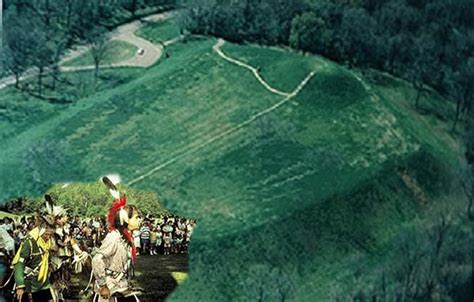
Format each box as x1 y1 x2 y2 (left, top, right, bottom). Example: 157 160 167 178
0 37 463 300
135 17 181 43
0 68 144 141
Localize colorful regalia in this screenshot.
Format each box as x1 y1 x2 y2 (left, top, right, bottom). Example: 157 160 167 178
91 176 140 302
11 211 59 302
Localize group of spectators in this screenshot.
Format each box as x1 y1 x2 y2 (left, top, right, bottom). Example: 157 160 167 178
0 214 196 259
133 217 196 256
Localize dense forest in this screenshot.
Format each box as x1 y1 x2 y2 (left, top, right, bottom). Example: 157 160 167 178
175 2 474 300
178 0 474 132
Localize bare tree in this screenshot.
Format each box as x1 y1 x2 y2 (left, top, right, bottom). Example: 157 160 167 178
461 116 474 220
3 9 32 88
86 26 109 78
406 34 436 110
448 58 474 132
30 25 54 96
417 212 453 301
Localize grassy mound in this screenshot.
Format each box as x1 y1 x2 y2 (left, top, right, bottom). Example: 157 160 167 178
221 43 324 93
0 68 145 141
171 149 457 301
0 36 464 300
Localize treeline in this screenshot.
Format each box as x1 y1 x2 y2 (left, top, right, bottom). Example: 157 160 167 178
1 0 175 95
332 210 471 302
179 0 474 131
1 181 168 217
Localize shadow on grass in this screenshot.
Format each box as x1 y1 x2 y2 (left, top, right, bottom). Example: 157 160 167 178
133 254 187 301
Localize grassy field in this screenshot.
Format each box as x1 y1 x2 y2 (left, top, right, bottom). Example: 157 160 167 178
62 40 138 67
0 33 464 300
222 43 327 93
0 68 144 140
135 18 181 43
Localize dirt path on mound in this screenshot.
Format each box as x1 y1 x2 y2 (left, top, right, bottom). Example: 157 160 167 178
127 43 323 185
213 38 291 97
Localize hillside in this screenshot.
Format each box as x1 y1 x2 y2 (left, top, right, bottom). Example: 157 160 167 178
0 18 466 300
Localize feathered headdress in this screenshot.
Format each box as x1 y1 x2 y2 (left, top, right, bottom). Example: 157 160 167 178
102 176 136 262
107 195 127 231
41 194 67 228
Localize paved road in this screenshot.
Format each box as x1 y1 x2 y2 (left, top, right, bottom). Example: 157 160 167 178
0 11 177 90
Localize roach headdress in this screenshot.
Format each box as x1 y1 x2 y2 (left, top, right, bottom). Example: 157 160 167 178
102 176 137 262
107 195 127 231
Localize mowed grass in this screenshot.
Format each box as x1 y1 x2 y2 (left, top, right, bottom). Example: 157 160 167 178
0 85 61 141
221 42 327 92
0 38 283 200
370 72 462 165
62 40 138 67
0 68 145 141
135 17 181 43
0 36 462 301
0 39 458 235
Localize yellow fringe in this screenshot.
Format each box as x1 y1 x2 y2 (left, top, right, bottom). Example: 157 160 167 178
11 227 51 283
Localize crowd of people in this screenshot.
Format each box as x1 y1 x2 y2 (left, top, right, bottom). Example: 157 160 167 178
1 213 196 300
0 177 197 301
134 216 196 256
0 214 196 260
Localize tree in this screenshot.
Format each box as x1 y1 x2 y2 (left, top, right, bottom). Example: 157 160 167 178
86 26 110 78
390 228 425 301
45 181 166 217
241 263 295 301
128 0 139 16
213 2 246 43
405 34 436 110
417 213 452 300
245 1 279 44
72 2 100 40
447 58 474 132
339 8 377 69
178 0 217 35
289 12 331 55
462 116 474 220
29 25 55 96
0 0 3 74
374 1 420 73
49 37 67 91
269 0 306 44
2 9 32 88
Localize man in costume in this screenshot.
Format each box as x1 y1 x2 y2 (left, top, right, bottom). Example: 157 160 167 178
92 176 141 302
0 224 15 259
41 194 89 301
0 225 15 296
11 211 59 302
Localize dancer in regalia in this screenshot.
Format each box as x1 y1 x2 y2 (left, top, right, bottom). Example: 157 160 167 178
10 205 59 302
91 177 141 302
40 195 89 301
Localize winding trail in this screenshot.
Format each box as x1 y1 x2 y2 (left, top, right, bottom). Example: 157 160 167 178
0 11 177 89
2 13 322 186
213 39 291 97
127 42 319 185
